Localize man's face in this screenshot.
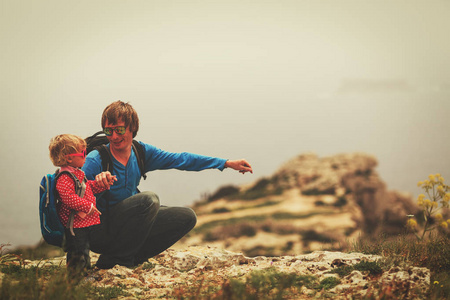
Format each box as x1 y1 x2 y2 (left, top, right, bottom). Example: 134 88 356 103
104 119 133 153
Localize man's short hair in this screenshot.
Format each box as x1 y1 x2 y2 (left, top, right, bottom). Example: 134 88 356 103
101 100 140 138
49 134 86 167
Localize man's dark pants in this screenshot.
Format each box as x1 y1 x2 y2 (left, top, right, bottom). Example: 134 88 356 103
88 191 197 269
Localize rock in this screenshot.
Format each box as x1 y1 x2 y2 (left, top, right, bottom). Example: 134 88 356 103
1 246 430 299
380 266 430 298
94 246 429 299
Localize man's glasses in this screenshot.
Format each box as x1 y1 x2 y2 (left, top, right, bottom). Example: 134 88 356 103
104 126 127 136
67 149 87 158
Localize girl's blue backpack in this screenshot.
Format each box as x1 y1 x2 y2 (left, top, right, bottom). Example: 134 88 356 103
39 170 85 247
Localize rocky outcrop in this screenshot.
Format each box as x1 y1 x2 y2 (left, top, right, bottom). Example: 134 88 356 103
272 153 418 235
24 246 430 299
188 153 419 257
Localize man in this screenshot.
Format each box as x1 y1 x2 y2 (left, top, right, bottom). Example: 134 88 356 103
82 100 252 269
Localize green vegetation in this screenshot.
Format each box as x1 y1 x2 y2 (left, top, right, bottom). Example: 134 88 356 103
407 174 450 240
203 222 257 242
236 186 284 201
244 245 277 257
11 240 64 260
173 267 324 300
141 261 156 270
301 229 336 246
171 267 352 299
226 267 309 299
0 243 129 300
328 260 383 278
350 174 450 299
0 262 88 299
302 187 335 196
90 285 130 299
316 277 340 290
206 185 240 202
212 207 231 214
196 212 337 246
333 196 348 207
0 264 129 300
351 234 450 299
196 177 285 206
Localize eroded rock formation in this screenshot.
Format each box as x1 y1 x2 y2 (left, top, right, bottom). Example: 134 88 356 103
188 153 419 257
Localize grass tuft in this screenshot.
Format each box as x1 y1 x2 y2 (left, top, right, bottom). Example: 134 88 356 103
349 234 450 299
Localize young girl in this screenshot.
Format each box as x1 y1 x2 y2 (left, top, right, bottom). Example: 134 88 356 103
49 134 116 275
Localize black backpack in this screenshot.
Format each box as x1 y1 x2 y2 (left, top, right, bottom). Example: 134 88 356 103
85 131 147 180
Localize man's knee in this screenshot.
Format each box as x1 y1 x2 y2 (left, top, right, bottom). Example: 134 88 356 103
182 207 197 230
136 191 160 212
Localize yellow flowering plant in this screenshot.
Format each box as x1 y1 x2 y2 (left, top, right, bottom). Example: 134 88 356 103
407 174 450 240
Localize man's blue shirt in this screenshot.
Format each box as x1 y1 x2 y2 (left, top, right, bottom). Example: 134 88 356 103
82 141 227 212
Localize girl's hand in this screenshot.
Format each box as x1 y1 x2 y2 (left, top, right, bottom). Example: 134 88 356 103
87 205 102 216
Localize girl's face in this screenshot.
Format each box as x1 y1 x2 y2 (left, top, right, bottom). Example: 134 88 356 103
66 147 86 168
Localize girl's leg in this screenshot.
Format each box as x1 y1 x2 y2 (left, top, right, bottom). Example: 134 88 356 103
65 228 91 276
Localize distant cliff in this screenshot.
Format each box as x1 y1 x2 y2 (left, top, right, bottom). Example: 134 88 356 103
185 152 419 257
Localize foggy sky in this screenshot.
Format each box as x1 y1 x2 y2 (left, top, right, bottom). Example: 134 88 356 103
1 0 449 248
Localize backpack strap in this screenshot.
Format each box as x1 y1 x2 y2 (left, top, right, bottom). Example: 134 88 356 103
55 170 87 236
93 141 147 235
79 175 87 198
92 145 114 235
95 144 114 175
66 211 76 237
94 141 147 180
132 140 147 180
57 171 86 198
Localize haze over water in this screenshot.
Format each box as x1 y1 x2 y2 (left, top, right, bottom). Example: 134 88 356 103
1 0 449 248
